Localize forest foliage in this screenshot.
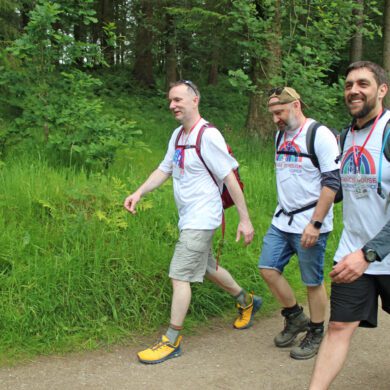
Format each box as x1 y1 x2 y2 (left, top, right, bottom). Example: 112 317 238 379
0 0 388 165
0 0 387 361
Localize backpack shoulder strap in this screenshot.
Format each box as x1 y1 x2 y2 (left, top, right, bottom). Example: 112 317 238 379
194 123 218 185
305 120 321 169
383 119 390 162
339 126 350 154
275 130 284 149
174 126 184 148
334 126 350 164
195 123 214 154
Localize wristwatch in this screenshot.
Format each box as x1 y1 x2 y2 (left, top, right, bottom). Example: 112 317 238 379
310 219 322 229
362 245 380 263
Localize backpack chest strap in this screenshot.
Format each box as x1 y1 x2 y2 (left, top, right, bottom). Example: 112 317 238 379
275 201 318 225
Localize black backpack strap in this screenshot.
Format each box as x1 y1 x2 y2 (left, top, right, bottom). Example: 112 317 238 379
275 129 312 160
337 126 350 162
305 121 321 169
276 150 312 158
382 119 390 162
275 130 284 150
276 124 318 162
275 201 318 225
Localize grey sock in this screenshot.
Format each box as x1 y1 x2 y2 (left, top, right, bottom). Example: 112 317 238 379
235 289 247 307
166 327 180 344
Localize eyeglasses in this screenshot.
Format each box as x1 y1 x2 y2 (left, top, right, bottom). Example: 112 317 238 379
178 80 199 96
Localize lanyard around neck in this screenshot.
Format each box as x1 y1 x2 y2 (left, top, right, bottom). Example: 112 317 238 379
180 117 202 144
282 119 307 150
351 109 383 172
176 117 202 170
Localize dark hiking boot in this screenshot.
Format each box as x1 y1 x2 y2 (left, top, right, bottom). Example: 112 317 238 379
290 327 324 360
274 308 309 347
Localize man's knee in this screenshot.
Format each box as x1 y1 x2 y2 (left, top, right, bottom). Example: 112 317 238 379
171 278 190 289
205 264 226 280
259 268 280 283
326 321 359 338
306 283 326 294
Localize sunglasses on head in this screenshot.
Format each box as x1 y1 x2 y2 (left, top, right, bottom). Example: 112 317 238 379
268 87 285 96
178 79 199 96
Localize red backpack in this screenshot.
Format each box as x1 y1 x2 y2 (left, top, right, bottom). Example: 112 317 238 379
174 123 244 208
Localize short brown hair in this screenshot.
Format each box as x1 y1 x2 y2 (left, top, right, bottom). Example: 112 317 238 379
346 61 389 87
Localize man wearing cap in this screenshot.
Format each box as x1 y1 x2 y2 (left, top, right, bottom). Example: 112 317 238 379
258 87 340 360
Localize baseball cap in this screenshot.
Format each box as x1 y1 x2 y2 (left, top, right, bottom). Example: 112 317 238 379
267 87 306 107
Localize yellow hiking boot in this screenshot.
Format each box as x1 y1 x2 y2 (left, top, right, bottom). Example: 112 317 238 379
233 293 263 329
137 335 182 364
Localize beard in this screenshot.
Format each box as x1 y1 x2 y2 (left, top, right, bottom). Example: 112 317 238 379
350 100 376 119
282 112 300 132
347 93 378 120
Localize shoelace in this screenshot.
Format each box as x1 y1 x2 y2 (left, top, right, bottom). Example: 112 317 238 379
299 331 317 348
281 319 289 334
151 339 169 351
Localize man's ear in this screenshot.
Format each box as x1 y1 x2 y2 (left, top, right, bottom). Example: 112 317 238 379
378 83 388 100
293 100 301 111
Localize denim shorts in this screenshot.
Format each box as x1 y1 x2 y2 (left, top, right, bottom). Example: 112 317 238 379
258 224 329 286
169 229 217 283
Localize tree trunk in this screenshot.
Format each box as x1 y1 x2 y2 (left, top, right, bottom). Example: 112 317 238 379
245 62 275 141
114 0 127 66
208 62 219 85
19 1 34 31
384 0 390 108
207 49 219 85
205 0 223 85
245 0 281 139
101 0 115 65
74 23 86 68
349 0 364 63
165 12 177 89
133 0 155 87
92 0 101 45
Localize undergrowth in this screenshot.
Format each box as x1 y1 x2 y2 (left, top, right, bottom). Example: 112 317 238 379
0 79 342 364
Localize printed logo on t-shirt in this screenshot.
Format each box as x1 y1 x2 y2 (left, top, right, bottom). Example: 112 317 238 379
275 142 303 174
173 148 184 169
276 141 303 163
340 146 377 192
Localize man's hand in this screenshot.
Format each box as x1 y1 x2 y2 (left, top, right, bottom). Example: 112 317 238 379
123 191 142 215
330 249 369 283
301 223 320 248
236 219 254 245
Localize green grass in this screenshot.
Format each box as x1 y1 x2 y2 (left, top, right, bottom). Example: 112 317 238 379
0 84 343 365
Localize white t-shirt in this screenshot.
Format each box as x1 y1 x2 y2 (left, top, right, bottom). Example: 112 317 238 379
159 118 238 230
334 110 390 274
271 119 340 233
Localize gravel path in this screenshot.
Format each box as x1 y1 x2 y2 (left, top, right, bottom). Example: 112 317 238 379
0 305 389 390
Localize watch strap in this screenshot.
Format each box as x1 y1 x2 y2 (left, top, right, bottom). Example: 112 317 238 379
362 245 380 263
310 219 322 229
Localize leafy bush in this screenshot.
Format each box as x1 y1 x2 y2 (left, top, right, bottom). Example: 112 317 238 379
0 0 142 168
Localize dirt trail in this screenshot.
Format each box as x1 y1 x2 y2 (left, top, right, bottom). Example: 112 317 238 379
0 305 389 390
